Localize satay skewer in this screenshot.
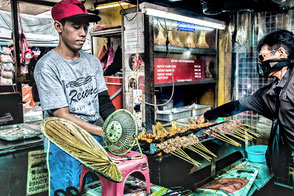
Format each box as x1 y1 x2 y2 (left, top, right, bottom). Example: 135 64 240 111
193 143 217 157
230 120 259 136
222 134 242 146
188 117 195 124
186 146 212 161
170 152 197 166
226 132 247 142
172 149 201 166
188 134 217 157
212 127 243 146
234 128 257 139
214 133 241 147
239 126 261 137
214 126 252 141
230 129 254 141
240 123 258 130
229 122 259 139
234 129 258 140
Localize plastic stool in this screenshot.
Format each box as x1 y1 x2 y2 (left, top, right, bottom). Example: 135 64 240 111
79 151 151 196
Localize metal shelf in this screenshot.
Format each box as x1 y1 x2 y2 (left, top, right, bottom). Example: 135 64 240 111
0 84 16 86
154 79 217 87
154 45 216 55
90 26 122 37
0 84 17 93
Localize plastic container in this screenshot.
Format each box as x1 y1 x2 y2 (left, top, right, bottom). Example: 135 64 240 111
157 99 173 111
105 76 123 110
246 145 268 163
156 104 211 121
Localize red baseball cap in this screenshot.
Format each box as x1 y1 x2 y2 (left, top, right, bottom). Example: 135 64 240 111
51 0 101 22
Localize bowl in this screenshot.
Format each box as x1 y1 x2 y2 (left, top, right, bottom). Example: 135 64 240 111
246 145 268 163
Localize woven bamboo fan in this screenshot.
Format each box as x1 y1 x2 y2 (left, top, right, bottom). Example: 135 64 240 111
40 117 123 183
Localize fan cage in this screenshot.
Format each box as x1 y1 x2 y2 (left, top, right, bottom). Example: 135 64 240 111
103 109 139 156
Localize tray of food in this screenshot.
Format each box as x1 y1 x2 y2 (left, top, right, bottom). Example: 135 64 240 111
138 120 260 160
0 124 41 141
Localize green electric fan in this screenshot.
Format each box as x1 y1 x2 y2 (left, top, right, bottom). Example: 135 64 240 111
103 109 143 159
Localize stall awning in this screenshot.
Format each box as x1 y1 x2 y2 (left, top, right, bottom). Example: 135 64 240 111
0 10 92 51
0 10 59 47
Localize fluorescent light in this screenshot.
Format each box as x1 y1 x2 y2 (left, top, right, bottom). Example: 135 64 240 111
143 8 225 30
96 1 129 10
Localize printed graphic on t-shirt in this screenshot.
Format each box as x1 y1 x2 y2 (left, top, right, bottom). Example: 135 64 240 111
65 75 99 113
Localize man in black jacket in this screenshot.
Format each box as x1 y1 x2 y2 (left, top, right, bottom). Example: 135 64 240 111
199 30 294 178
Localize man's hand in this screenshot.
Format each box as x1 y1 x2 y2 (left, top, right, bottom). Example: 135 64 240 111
196 114 206 124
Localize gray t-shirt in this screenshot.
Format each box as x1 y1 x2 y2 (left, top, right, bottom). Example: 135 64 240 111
34 50 107 122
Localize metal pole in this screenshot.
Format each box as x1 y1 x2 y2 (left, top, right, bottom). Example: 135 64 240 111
10 0 22 94
144 14 155 130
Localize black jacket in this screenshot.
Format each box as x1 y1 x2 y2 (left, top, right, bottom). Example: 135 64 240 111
205 66 294 150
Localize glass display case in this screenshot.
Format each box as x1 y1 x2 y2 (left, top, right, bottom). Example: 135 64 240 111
121 2 224 130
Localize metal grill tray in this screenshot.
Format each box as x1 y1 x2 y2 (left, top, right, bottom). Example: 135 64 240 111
140 121 230 155
0 123 41 141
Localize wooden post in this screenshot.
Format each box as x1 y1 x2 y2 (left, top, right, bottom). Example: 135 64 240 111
218 28 232 106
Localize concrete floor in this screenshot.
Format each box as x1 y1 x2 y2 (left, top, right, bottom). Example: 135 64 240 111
252 178 293 196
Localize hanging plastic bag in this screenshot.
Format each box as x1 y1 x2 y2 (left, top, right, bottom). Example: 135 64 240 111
0 54 13 63
1 46 11 55
22 85 35 108
0 77 13 85
104 46 122 76
24 48 32 65
98 45 108 69
2 63 15 72
0 70 13 79
32 47 41 58
105 43 114 69
20 32 29 52
98 45 108 61
18 5 30 57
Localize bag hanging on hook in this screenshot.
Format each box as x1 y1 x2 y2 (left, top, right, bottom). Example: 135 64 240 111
18 2 30 59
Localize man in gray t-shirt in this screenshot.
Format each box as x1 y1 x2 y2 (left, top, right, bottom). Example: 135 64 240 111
35 49 108 122
34 1 115 195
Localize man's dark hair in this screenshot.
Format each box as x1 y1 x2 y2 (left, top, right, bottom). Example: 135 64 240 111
59 17 89 26
59 18 67 26
257 30 294 58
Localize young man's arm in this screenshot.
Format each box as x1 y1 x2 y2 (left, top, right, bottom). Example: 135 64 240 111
52 107 103 137
98 90 115 121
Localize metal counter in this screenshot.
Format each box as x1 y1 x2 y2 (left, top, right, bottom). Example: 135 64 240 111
0 135 43 155
0 123 45 195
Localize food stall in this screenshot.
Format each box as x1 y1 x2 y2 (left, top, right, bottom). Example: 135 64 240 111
1 0 294 195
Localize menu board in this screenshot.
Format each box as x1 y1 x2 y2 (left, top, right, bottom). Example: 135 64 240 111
154 58 204 83
26 150 48 195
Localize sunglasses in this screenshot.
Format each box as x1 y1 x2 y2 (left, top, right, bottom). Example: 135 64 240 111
258 50 277 62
